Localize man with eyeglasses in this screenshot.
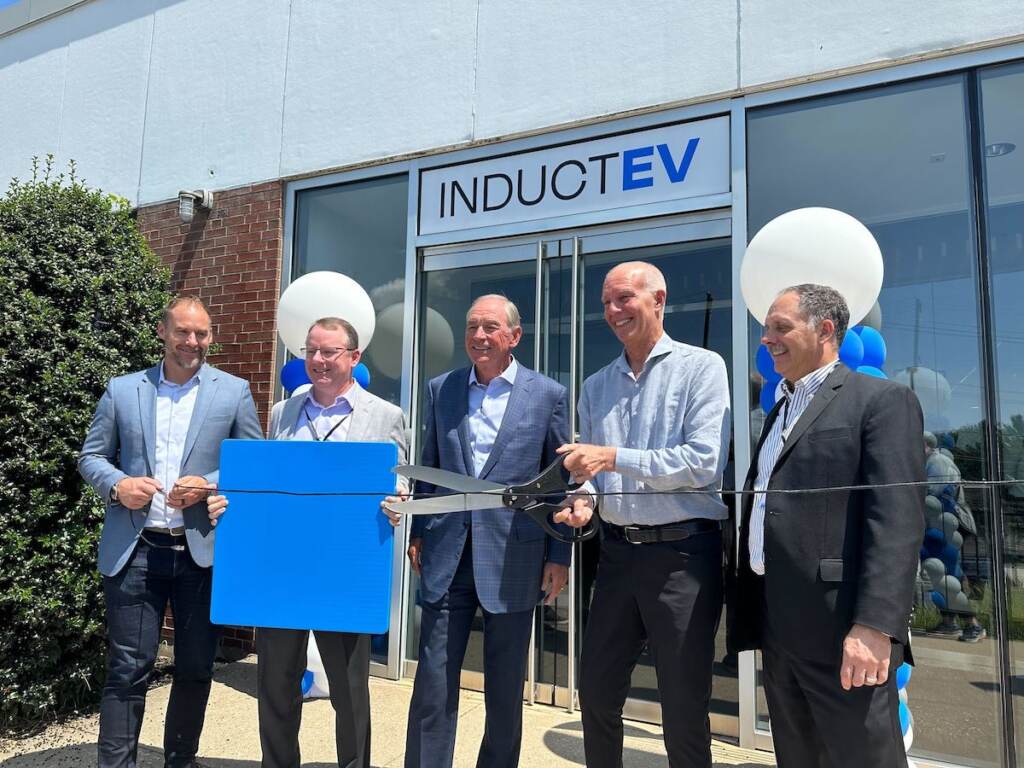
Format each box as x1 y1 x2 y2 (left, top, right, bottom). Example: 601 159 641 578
79 295 263 768
208 316 408 768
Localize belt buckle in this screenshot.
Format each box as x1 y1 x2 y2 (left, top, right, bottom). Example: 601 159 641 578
623 525 648 545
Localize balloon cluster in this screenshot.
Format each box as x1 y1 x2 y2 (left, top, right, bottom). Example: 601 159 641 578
920 492 969 613
757 325 888 412
279 357 370 395
897 662 915 755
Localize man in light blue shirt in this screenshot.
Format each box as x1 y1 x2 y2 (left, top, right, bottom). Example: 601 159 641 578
556 261 730 768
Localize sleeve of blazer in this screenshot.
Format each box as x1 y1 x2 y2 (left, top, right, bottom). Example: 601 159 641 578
544 384 572 566
388 407 410 495
78 381 127 501
852 384 926 639
411 378 440 539
202 380 264 487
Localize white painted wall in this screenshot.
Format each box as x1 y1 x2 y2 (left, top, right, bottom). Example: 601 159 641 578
0 0 1020 206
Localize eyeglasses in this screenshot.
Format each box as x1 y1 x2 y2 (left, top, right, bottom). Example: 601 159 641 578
300 347 356 361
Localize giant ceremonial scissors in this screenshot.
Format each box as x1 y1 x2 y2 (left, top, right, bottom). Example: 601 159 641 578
387 455 598 543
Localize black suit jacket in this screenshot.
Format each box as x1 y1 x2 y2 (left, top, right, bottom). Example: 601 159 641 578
729 365 925 665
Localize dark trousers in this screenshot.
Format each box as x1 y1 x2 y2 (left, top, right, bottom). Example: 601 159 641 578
579 528 723 768
257 627 371 768
762 625 908 767
405 542 535 768
99 536 220 768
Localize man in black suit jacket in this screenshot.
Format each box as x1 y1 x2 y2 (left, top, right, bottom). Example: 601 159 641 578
730 284 925 767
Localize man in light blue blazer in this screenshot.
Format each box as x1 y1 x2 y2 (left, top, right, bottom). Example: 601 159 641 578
79 296 263 768
400 295 570 768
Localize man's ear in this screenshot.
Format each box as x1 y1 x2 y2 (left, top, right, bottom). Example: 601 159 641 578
820 318 836 344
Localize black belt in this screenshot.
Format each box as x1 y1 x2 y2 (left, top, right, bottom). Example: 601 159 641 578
602 518 721 544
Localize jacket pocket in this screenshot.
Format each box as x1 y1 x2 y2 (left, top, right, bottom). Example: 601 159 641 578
808 426 852 442
818 558 848 582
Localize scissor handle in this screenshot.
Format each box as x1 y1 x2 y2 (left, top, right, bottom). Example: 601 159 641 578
523 503 598 544
504 454 582 504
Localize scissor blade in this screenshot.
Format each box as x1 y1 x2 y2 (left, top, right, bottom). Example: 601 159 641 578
385 493 504 515
393 464 504 493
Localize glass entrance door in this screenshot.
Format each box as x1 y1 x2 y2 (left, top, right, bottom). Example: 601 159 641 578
407 211 737 734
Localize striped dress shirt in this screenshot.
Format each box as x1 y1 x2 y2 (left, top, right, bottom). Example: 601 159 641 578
749 359 841 575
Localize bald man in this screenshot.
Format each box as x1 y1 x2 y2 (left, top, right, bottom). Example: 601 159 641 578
555 262 731 768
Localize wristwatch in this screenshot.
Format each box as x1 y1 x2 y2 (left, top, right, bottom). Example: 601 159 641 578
109 481 120 503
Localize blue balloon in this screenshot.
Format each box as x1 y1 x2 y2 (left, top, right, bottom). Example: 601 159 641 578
857 365 887 379
898 701 910 734
930 590 947 610
896 662 912 690
354 362 371 389
281 359 310 393
923 527 945 556
851 324 866 336
940 544 961 573
760 382 777 413
838 331 865 370
756 345 781 382
301 669 314 696
953 565 963 581
859 327 887 368
920 546 930 560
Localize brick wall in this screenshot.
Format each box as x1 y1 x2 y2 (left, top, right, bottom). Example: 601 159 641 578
137 180 284 656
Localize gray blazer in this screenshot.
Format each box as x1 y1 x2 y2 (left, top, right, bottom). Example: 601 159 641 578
79 363 264 576
269 383 410 493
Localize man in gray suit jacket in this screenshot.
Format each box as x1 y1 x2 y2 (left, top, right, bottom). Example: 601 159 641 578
209 316 408 768
79 295 263 768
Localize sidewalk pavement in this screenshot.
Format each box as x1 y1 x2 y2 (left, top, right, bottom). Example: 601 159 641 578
0 656 775 767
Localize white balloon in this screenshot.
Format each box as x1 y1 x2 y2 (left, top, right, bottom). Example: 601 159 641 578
892 367 952 421
940 575 962 596
924 496 943 527
277 271 376 356
951 530 963 550
741 208 884 325
368 304 455 380
950 590 971 613
921 558 946 589
940 511 960 543
304 633 330 699
860 301 883 331
292 383 312 397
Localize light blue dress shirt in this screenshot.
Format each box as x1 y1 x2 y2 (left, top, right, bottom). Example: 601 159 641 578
578 333 731 526
148 363 201 530
467 358 518 478
293 385 356 442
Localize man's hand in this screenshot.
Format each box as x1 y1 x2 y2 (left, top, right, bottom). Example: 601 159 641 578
840 624 892 690
381 494 408 528
541 562 569 605
166 476 214 509
408 537 423 575
207 494 228 526
115 477 163 510
556 443 616 483
553 496 594 528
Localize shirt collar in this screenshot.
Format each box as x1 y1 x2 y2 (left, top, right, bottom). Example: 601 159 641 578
158 362 200 389
613 332 675 375
782 359 840 398
304 380 360 411
469 356 519 388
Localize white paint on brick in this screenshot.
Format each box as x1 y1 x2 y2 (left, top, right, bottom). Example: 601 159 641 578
0 0 1020 206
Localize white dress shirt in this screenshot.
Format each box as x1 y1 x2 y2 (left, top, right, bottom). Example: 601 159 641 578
749 359 840 575
467 358 518 477
147 363 201 530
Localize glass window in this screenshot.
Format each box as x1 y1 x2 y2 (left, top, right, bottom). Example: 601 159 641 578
293 174 409 407
748 75 1002 766
980 60 1024 760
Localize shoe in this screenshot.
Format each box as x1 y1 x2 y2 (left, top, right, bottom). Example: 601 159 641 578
960 624 987 643
928 621 962 639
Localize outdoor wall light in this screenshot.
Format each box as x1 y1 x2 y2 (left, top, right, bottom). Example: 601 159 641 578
177 189 213 223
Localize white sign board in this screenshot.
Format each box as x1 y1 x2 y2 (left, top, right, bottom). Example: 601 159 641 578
419 115 730 236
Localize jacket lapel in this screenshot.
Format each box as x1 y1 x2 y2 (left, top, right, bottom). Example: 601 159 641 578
479 367 532 480
180 364 218 469
138 366 160 473
345 384 370 442
774 364 848 467
276 394 306 440
450 369 475 476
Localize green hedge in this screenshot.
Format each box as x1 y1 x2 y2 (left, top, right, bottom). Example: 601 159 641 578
0 158 171 731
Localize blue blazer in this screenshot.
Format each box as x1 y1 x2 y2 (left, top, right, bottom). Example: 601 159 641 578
79 363 264 576
411 364 570 614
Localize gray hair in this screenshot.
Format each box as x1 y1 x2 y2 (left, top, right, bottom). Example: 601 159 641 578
779 284 849 346
466 294 521 330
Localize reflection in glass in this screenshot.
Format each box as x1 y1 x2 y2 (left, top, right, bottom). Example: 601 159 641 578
980 60 1024 760
748 74 1001 766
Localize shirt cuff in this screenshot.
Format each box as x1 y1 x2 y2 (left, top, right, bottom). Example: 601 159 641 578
614 447 644 476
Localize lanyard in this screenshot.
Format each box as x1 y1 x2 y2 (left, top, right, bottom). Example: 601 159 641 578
303 404 352 442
